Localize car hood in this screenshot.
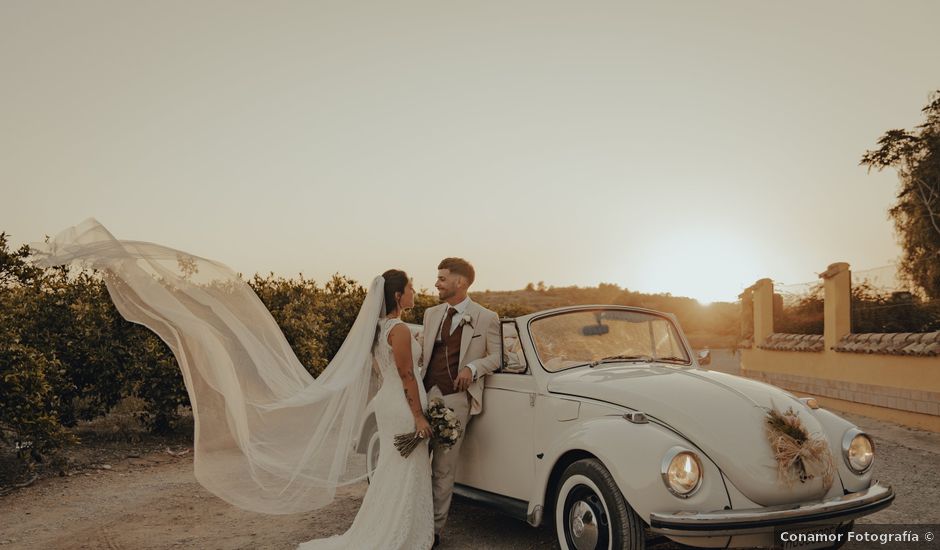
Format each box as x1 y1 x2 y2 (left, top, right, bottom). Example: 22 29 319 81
547 364 838 506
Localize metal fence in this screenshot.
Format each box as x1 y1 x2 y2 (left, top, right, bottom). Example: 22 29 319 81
773 279 824 335
851 265 940 333
764 263 939 336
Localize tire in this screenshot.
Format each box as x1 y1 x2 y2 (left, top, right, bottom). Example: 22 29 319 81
366 429 380 484
554 458 645 550
825 521 854 549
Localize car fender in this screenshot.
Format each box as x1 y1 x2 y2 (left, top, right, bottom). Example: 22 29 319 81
529 414 730 525
808 407 874 493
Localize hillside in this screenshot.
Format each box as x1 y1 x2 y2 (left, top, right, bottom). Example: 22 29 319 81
470 283 741 349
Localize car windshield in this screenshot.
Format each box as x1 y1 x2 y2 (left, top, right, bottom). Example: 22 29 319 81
530 309 691 372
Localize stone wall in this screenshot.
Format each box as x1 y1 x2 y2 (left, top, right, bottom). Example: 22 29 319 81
739 263 940 432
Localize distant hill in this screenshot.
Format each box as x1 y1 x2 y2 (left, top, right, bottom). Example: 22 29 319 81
470 283 741 349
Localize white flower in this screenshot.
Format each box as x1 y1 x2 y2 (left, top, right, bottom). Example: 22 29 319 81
459 313 473 328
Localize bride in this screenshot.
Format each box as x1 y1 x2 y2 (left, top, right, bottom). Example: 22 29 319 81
299 270 434 549
31 220 434 550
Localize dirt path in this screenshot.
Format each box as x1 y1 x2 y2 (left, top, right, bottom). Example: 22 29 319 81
0 448 555 550
1 411 937 549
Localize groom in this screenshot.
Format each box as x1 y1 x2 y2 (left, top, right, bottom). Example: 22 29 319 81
422 257 500 546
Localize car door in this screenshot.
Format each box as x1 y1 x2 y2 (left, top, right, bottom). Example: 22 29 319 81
455 321 536 501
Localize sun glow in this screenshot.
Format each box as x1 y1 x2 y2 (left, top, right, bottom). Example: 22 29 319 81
628 234 761 304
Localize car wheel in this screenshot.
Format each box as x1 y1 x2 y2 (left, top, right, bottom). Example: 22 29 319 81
824 521 854 549
555 458 644 550
366 429 380 484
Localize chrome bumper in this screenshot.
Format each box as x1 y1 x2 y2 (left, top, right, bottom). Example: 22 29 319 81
649 482 894 537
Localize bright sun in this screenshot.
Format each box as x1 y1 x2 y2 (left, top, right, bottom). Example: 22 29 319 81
629 234 760 304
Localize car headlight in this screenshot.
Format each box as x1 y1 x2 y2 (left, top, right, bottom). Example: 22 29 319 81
842 429 874 474
661 447 702 498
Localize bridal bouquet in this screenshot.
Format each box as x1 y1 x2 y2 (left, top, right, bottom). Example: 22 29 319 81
394 398 463 457
427 397 462 448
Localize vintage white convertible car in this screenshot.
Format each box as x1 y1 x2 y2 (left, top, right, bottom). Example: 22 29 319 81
358 305 894 549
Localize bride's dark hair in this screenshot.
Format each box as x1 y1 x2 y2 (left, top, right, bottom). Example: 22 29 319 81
382 269 409 315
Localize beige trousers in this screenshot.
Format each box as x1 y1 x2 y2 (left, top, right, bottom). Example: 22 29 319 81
427 386 472 534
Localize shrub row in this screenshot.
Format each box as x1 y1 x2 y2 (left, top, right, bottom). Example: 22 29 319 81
0 233 447 468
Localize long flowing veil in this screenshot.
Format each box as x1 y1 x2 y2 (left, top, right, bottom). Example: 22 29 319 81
30 218 382 515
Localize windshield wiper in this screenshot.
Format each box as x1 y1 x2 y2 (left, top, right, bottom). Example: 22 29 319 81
571 354 687 369
590 354 653 367
653 355 690 364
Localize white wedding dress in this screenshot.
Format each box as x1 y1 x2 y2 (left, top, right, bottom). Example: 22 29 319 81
299 317 434 550
30 219 435 548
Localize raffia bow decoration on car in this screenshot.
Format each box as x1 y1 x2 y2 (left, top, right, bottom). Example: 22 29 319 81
764 406 834 490
394 398 462 457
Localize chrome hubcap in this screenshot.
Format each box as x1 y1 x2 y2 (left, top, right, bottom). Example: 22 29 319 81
568 500 598 550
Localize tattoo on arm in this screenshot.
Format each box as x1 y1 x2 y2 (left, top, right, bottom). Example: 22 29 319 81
390 324 423 417
403 387 417 409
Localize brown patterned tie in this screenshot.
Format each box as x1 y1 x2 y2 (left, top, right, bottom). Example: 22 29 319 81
440 307 458 340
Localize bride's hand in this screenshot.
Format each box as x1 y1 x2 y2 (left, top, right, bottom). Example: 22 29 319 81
414 415 432 439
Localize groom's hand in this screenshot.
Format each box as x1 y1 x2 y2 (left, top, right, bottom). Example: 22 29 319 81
455 367 473 392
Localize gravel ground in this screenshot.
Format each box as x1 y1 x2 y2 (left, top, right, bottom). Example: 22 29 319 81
0 409 936 550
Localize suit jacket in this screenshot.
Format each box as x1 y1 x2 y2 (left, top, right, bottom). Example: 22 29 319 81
421 300 500 416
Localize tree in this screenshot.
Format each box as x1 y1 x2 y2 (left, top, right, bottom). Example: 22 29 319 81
861 90 940 298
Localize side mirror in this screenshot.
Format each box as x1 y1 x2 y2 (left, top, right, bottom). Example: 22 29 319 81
697 349 711 366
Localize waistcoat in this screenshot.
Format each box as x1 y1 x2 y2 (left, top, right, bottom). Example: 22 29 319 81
424 315 465 395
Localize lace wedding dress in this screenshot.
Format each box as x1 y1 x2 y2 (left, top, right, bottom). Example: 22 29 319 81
29 219 434 547
298 317 433 550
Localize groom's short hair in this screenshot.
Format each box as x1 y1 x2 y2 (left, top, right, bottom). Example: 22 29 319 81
438 257 475 286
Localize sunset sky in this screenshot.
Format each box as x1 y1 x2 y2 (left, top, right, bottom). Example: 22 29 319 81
3 1 939 303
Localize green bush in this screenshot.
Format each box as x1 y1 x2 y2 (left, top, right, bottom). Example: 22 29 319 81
129 333 187 433
405 292 438 325
250 273 334 376
8 267 167 427
308 275 368 375
0 329 75 462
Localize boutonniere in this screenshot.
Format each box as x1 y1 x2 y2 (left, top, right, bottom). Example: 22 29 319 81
459 312 474 329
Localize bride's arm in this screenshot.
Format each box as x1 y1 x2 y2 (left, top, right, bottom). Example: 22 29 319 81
388 324 432 437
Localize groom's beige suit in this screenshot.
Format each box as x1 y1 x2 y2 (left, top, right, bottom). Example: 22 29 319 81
421 298 500 534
